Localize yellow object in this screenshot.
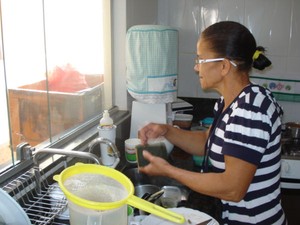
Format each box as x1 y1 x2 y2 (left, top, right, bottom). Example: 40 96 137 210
252 50 263 60
53 163 185 224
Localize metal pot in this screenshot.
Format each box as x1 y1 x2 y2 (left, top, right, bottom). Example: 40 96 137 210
285 122 300 139
134 184 160 198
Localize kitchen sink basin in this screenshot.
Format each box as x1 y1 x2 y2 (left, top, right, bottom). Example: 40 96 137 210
122 167 190 204
122 167 185 187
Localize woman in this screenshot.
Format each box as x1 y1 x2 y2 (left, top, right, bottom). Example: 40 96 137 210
138 21 286 225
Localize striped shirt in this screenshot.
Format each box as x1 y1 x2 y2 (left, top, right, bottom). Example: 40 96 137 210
207 84 286 225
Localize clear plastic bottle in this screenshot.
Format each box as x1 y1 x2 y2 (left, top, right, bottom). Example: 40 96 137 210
98 110 116 166
100 110 114 127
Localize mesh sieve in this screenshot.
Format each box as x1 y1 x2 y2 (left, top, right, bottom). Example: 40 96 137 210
63 173 128 203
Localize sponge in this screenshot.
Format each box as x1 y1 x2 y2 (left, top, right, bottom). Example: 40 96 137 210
136 142 168 167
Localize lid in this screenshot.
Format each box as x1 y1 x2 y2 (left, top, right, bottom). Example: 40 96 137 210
100 110 113 126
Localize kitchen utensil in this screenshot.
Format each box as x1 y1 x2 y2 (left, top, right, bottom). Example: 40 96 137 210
160 186 181 208
134 185 161 216
0 188 31 225
135 184 160 198
147 189 164 203
136 143 168 167
53 163 185 224
148 137 174 155
141 192 151 200
136 187 164 216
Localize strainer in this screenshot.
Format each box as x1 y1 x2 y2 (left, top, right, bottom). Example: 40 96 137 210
53 163 185 224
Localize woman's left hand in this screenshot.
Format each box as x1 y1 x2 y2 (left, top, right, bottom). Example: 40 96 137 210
138 150 171 176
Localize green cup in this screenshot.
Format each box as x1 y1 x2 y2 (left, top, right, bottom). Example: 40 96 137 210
125 138 141 163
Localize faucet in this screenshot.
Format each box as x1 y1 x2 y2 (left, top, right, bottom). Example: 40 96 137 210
33 148 101 166
32 148 101 193
88 137 120 168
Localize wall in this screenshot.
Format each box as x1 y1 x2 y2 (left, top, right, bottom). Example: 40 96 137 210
112 0 127 110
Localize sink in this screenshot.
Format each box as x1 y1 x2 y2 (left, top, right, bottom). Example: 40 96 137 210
122 167 183 187
122 167 190 203
122 167 190 216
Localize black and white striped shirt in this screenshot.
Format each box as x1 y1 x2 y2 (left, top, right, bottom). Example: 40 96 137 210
207 84 286 225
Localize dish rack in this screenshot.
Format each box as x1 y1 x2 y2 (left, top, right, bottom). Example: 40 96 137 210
1 167 69 225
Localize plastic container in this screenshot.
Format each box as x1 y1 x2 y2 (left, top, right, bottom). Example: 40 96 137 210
173 113 193 130
160 186 181 208
199 117 214 128
68 201 126 225
100 110 113 127
125 138 141 163
98 110 117 166
53 163 185 225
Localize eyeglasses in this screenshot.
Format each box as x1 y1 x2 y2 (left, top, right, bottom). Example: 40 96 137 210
195 57 237 67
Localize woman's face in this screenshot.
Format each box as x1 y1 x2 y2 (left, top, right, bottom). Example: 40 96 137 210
194 39 223 91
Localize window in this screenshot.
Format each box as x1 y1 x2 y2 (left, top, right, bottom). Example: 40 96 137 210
0 0 112 170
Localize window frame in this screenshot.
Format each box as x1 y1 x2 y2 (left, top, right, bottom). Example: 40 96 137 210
0 0 112 172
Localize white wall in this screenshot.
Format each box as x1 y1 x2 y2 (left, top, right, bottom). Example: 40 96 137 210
112 0 127 110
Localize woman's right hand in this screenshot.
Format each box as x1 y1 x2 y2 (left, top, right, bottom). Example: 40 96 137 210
139 122 208 156
138 123 169 145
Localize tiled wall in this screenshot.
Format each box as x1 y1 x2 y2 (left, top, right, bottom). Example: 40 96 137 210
157 0 300 122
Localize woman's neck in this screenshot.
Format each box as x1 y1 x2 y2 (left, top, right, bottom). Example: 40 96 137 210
222 73 250 110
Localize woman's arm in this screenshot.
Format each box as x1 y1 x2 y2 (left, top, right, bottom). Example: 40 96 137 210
139 151 257 202
138 123 210 156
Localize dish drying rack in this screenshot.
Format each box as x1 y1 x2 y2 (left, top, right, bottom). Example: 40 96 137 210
1 166 69 225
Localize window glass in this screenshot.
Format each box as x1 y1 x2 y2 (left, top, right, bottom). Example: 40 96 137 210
0 0 111 170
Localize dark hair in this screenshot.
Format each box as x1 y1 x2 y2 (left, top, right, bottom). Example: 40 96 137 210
201 21 271 71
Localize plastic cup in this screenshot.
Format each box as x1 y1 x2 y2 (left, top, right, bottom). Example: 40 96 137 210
125 138 141 163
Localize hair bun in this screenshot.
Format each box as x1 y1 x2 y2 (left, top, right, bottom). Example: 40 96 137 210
253 47 272 70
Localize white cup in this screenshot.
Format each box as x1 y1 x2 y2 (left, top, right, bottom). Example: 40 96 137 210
98 125 117 166
125 138 141 163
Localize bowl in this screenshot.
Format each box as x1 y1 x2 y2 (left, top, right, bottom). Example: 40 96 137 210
173 113 193 130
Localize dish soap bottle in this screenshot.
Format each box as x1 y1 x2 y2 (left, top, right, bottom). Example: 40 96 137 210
98 110 117 166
